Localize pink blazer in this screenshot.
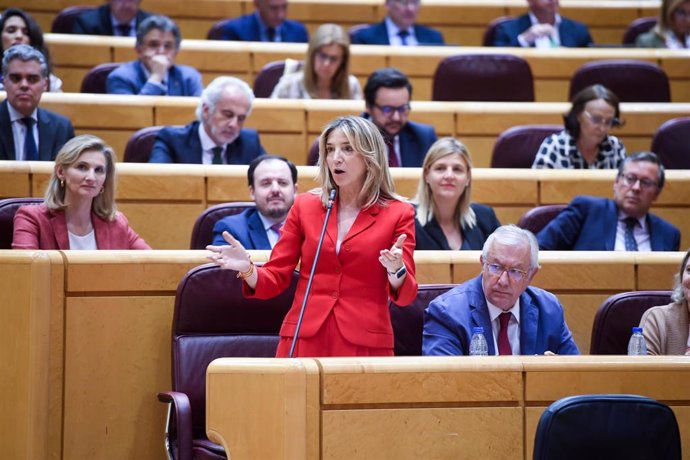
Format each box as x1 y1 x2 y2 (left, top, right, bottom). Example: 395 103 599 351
246 192 418 349
12 204 150 250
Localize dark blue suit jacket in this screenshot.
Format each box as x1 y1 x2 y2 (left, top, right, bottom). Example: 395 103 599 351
212 208 271 249
398 121 438 167
536 196 680 251
415 203 501 250
220 13 308 43
423 275 580 355
149 121 266 164
72 5 152 35
0 100 75 161
351 21 444 45
106 60 203 96
493 14 593 47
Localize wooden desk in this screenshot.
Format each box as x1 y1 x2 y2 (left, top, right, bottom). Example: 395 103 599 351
206 355 690 459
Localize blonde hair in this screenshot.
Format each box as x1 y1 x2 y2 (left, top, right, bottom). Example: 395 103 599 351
655 0 690 35
316 116 402 208
44 135 117 220
303 23 352 99
414 137 476 229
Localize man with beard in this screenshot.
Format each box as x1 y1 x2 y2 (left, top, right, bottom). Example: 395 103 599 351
211 155 298 249
362 67 436 168
149 76 266 164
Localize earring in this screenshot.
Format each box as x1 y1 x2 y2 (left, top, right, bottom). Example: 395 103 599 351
99 187 104 195
60 180 64 188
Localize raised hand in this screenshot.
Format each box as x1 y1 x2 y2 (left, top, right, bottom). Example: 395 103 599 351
379 234 406 274
206 231 252 272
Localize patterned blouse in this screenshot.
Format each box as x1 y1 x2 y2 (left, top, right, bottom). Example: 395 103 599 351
532 130 626 169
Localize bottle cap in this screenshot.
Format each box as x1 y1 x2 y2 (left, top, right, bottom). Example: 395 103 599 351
632 327 643 333
472 326 484 334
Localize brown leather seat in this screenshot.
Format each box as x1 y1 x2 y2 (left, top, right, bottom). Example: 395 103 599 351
622 17 657 45
123 126 166 162
568 60 671 102
491 124 562 168
189 202 256 250
651 116 690 169
0 197 43 249
517 204 567 236
80 63 120 94
482 16 511 46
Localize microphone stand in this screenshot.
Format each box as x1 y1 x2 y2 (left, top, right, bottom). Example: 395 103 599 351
289 189 336 358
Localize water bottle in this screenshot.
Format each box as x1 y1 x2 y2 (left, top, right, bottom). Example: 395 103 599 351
469 326 489 356
627 327 647 356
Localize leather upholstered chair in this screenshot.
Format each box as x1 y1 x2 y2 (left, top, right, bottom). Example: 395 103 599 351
157 263 298 460
252 60 287 98
389 284 455 355
189 202 256 249
568 60 671 102
490 124 562 168
306 137 320 166
517 205 566 236
80 63 120 93
51 6 92 33
589 290 672 354
0 198 43 249
482 16 511 46
622 17 657 45
432 54 535 102
533 394 681 460
651 116 690 169
123 126 166 162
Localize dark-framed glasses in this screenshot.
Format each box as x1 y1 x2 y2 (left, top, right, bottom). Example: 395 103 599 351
374 103 410 116
484 263 529 282
583 111 618 128
619 174 658 190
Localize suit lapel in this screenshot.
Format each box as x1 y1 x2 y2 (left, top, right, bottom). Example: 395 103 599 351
247 210 270 249
188 122 204 163
0 101 15 160
134 61 149 92
341 204 377 243
519 292 538 355
325 198 338 247
93 213 110 249
604 200 618 250
470 279 496 355
49 211 70 249
36 108 53 160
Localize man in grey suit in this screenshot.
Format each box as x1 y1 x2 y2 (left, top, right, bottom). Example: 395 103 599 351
0 45 74 161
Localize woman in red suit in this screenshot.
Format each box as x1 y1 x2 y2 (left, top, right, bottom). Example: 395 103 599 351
12 134 150 250
208 116 418 357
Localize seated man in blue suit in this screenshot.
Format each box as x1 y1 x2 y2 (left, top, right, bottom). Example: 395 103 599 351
150 76 267 164
352 0 445 46
106 15 203 96
72 0 153 36
212 155 298 249
537 152 680 251
218 0 308 43
424 225 580 356
492 0 593 48
362 67 437 167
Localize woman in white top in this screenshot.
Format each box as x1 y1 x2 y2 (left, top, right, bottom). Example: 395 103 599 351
636 0 690 48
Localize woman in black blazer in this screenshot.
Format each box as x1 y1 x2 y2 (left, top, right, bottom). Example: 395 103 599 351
414 137 500 250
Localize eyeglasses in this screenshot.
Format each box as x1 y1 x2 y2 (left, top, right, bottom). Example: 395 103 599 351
583 111 618 128
316 50 342 65
618 173 658 190
673 8 690 19
374 103 410 116
484 263 529 282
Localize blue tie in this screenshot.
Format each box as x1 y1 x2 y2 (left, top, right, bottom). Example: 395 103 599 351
398 30 410 45
22 117 38 161
624 217 638 252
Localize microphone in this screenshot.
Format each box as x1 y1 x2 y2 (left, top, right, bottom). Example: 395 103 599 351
289 188 336 357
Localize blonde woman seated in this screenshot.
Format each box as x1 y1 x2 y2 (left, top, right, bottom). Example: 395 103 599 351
12 135 150 250
636 0 690 48
270 23 362 100
414 137 500 251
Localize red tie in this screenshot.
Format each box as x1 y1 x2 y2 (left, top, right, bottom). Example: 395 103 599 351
387 139 399 167
497 312 512 355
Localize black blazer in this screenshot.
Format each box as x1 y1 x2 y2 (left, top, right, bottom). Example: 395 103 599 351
415 203 501 250
0 100 75 161
72 5 152 35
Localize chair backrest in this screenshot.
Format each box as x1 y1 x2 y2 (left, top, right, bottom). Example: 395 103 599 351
206 19 228 40
490 124 562 168
0 198 44 249
533 394 681 460
306 137 320 166
253 60 291 98
517 204 566 236
171 263 298 437
123 126 166 162
50 6 92 33
651 116 690 169
348 23 369 42
622 17 657 45
189 202 256 249
482 16 511 46
389 284 455 355
589 290 672 354
432 54 535 102
80 63 120 94
568 59 670 102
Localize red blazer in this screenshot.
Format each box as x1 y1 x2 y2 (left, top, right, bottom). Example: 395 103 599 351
12 204 150 250
246 192 418 349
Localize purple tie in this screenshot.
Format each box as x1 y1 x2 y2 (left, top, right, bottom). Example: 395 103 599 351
498 312 512 355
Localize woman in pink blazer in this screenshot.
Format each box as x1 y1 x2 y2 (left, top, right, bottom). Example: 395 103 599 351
12 135 150 250
208 116 418 357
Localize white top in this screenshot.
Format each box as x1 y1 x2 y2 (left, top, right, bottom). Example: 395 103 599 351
486 299 521 355
68 229 98 250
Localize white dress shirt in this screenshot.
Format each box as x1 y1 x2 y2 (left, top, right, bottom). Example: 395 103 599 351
385 17 419 46
614 212 652 252
198 123 228 164
8 104 38 161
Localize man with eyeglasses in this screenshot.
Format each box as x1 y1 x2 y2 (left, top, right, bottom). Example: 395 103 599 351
537 151 680 251
423 225 579 356
362 67 437 167
352 0 445 46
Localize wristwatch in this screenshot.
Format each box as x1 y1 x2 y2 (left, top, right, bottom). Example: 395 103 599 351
388 265 407 279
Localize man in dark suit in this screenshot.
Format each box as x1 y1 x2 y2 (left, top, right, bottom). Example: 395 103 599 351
352 0 445 46
218 0 308 43
212 155 298 249
106 15 203 96
150 76 267 164
72 0 153 36
0 45 74 161
492 0 593 47
362 67 437 168
537 152 680 251
424 225 579 356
